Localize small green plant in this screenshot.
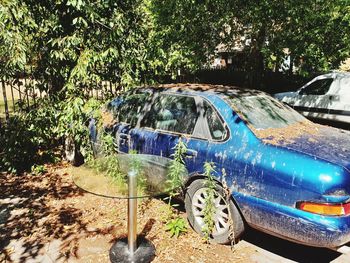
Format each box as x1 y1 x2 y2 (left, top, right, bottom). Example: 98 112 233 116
202 162 217 242
166 138 188 199
31 164 46 175
221 167 236 249
163 138 188 238
164 217 188 238
99 131 115 156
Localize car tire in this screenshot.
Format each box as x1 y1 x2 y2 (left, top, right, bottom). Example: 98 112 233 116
64 136 84 166
185 179 245 244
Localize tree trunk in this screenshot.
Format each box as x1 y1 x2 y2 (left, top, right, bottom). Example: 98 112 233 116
1 79 10 123
246 28 266 89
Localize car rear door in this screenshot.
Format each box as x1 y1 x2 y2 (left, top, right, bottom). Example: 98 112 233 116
129 92 209 174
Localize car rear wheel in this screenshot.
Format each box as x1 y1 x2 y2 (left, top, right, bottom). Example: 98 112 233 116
185 179 245 244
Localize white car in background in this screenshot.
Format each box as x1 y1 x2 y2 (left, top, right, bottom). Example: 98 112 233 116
274 72 350 127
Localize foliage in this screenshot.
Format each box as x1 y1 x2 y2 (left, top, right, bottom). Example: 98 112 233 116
0 0 36 77
227 0 350 75
0 96 64 173
0 116 38 173
1 0 349 90
150 0 350 79
164 217 188 238
148 0 229 78
57 97 103 161
162 138 188 238
166 138 188 197
31 164 46 175
202 162 216 242
0 0 156 93
0 96 104 173
1 0 349 171
98 132 115 156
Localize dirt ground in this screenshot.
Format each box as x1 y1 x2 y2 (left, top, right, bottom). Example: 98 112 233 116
1 163 349 263
0 163 256 263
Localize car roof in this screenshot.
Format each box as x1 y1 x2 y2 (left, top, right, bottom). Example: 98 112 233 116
136 83 266 99
315 72 350 79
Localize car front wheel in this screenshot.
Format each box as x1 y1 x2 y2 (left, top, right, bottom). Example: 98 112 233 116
185 179 245 244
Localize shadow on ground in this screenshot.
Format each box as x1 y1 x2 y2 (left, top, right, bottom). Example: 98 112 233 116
242 227 342 263
0 165 115 262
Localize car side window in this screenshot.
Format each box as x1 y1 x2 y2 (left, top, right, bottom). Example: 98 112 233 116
141 94 198 134
299 78 333 95
203 101 227 140
112 92 150 126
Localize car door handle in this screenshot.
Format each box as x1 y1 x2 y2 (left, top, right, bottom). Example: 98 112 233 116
118 133 129 145
119 133 129 139
185 149 197 158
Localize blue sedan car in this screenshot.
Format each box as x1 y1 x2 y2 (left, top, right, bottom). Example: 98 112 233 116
90 84 350 248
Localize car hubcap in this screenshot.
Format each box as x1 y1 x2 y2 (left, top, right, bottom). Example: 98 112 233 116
191 188 230 236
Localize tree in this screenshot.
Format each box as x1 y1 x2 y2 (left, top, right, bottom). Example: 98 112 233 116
1 0 349 92
1 0 155 95
223 0 350 75
0 0 35 78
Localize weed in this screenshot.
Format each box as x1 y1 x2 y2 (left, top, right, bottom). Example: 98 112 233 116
163 138 188 238
202 162 217 243
31 164 46 175
166 138 188 200
164 217 188 238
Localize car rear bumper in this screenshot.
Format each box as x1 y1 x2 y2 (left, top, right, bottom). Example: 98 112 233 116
234 193 350 248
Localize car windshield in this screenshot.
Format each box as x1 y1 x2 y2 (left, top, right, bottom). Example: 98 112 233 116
229 94 306 130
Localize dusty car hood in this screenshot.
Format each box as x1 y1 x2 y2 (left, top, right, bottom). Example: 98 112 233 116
282 126 350 171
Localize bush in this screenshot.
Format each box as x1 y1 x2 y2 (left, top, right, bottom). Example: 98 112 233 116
0 96 104 174
0 116 38 173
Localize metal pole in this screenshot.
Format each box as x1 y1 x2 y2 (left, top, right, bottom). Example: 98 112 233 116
128 170 138 255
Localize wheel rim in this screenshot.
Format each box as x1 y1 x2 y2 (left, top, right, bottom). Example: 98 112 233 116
191 188 230 236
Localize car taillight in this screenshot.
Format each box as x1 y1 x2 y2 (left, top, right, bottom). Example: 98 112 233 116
297 201 350 216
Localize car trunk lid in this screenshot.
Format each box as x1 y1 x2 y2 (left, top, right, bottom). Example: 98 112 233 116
281 126 350 171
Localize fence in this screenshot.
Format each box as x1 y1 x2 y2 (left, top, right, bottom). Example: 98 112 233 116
0 78 121 123
192 68 313 94
1 70 315 123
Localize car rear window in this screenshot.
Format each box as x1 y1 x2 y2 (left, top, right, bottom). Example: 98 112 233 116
230 95 306 130
203 100 227 140
109 92 151 126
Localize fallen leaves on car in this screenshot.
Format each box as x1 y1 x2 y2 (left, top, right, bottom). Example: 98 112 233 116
253 120 321 145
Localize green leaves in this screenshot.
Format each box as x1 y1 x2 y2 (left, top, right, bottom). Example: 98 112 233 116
0 0 36 77
1 0 350 86
164 217 188 238
202 162 216 242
